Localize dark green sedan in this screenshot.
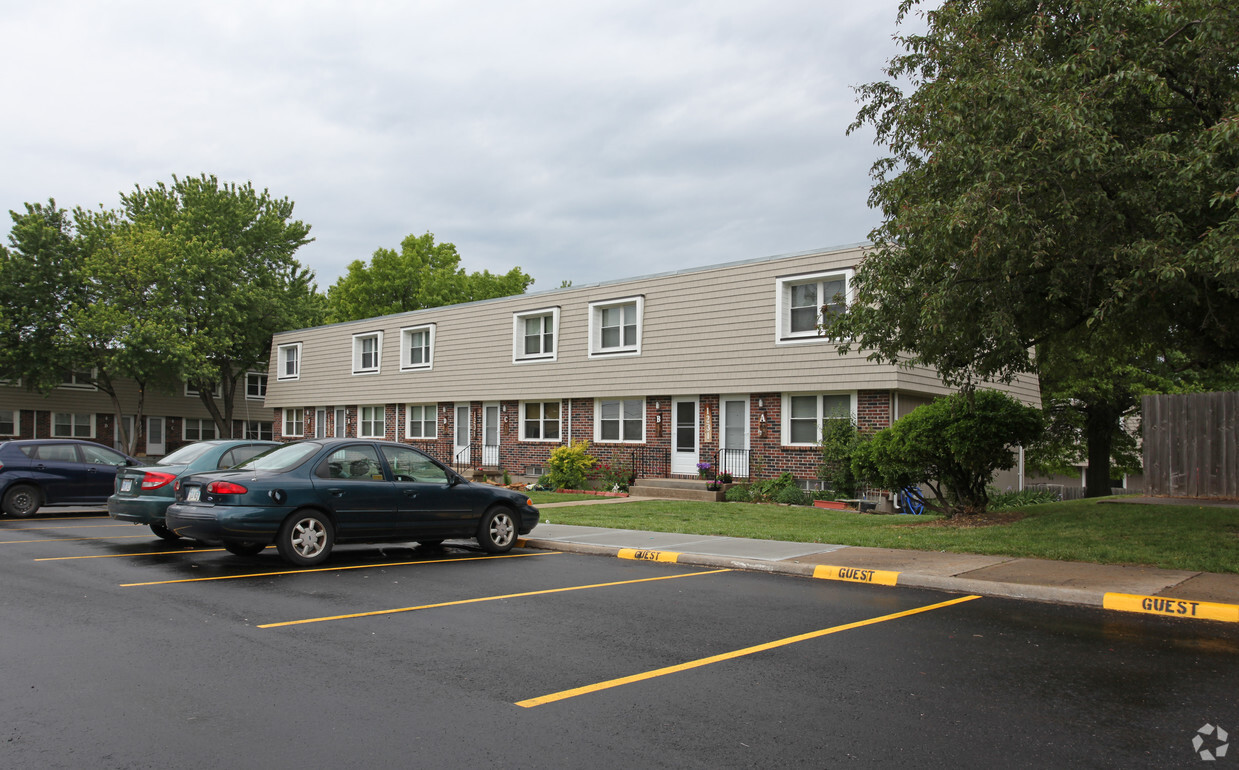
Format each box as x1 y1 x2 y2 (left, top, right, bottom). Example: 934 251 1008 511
164 439 539 566
108 439 279 540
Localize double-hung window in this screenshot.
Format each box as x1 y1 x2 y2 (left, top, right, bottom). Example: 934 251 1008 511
596 398 644 442
776 270 852 343
0 409 18 436
184 418 219 441
400 325 434 371
277 343 301 380
589 297 643 358
185 382 223 398
244 420 274 441
353 332 382 375
405 404 437 439
513 308 558 363
783 393 854 445
360 406 386 438
283 408 305 438
60 369 96 390
53 412 94 438
521 401 561 441
246 373 267 400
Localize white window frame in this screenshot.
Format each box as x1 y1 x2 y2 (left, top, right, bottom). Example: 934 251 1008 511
52 412 95 438
520 400 562 442
184 382 223 398
59 368 97 390
246 372 268 400
243 420 274 441
513 308 559 363
283 408 305 438
780 392 857 447
594 397 645 443
359 405 386 438
588 296 644 358
405 404 438 440
400 324 435 371
775 269 853 344
183 417 219 441
277 343 302 381
352 331 383 375
0 408 19 436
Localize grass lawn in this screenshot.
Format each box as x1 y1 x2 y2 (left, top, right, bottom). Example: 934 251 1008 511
532 497 1239 574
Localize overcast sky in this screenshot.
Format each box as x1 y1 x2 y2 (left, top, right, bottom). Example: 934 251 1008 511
3 0 925 294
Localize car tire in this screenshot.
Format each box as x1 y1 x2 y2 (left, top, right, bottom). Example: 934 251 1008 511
223 540 267 557
150 522 181 541
476 506 517 553
2 484 41 517
276 510 334 567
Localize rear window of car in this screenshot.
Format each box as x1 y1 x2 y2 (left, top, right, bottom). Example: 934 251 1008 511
218 444 274 469
159 443 216 465
234 442 319 473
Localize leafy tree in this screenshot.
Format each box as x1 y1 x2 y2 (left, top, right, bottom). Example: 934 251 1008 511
0 201 185 452
118 174 323 435
325 232 533 323
818 417 863 498
835 0 1239 496
852 390 1044 516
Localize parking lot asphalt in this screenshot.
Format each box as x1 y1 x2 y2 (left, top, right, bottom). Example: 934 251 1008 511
527 496 1239 624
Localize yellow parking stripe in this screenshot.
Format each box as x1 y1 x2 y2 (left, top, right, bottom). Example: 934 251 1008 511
0 535 153 544
260 568 733 628
1103 593 1239 623
516 595 982 708
37 547 233 561
120 550 559 587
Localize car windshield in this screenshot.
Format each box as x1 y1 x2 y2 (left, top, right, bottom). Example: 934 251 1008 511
233 442 320 472
158 442 216 466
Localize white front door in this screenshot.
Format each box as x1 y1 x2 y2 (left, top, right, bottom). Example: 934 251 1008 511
146 416 165 456
671 397 699 476
454 403 471 466
720 396 750 478
482 403 500 467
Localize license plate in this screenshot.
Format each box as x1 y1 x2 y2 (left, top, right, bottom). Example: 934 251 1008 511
121 478 133 492
186 487 201 502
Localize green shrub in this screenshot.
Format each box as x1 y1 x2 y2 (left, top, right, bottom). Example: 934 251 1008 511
775 485 813 506
547 440 597 491
751 472 797 502
988 488 1061 510
819 417 862 498
724 484 753 503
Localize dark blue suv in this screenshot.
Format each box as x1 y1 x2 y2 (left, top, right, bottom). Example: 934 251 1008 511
0 439 140 517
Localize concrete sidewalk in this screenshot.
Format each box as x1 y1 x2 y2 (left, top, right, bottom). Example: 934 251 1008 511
522 499 1239 624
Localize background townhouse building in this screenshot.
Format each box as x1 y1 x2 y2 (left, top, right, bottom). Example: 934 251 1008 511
0 371 274 457
263 244 1041 488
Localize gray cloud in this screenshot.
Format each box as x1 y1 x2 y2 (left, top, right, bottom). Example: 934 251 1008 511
1 0 924 293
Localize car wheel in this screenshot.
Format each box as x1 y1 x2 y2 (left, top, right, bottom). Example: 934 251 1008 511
150 522 181 541
276 510 334 567
223 540 267 557
2 484 41 517
477 506 517 553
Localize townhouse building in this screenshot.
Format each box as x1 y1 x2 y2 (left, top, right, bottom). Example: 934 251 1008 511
0 371 274 457
263 244 1041 487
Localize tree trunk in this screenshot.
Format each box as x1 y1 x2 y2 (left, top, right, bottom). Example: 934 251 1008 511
1084 404 1118 498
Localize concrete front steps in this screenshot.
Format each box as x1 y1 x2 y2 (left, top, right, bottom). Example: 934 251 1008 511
629 478 727 502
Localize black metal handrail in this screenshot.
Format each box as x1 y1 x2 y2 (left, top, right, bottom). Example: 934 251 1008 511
713 448 750 480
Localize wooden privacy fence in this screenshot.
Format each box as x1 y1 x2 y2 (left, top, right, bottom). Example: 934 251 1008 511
1142 392 1239 498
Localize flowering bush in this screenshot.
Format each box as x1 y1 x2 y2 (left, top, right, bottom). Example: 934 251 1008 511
696 461 712 478
593 462 634 492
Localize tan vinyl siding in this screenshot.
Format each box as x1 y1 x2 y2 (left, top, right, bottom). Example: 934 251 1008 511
264 245 1041 408
0 380 231 418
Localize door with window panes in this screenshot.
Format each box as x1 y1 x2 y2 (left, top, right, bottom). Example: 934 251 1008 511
453 403 471 467
720 396 749 477
671 396 699 476
482 403 500 466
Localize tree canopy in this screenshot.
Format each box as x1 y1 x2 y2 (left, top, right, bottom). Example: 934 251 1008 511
325 232 533 323
834 0 1239 495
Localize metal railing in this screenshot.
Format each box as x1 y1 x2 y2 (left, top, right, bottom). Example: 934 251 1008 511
713 448 750 480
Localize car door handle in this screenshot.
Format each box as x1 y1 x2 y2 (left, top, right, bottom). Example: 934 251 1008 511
87 467 98 473
327 488 345 498
403 490 417 498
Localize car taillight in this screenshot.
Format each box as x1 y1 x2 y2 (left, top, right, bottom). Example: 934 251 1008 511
206 480 249 495
141 472 177 490
174 479 181 492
